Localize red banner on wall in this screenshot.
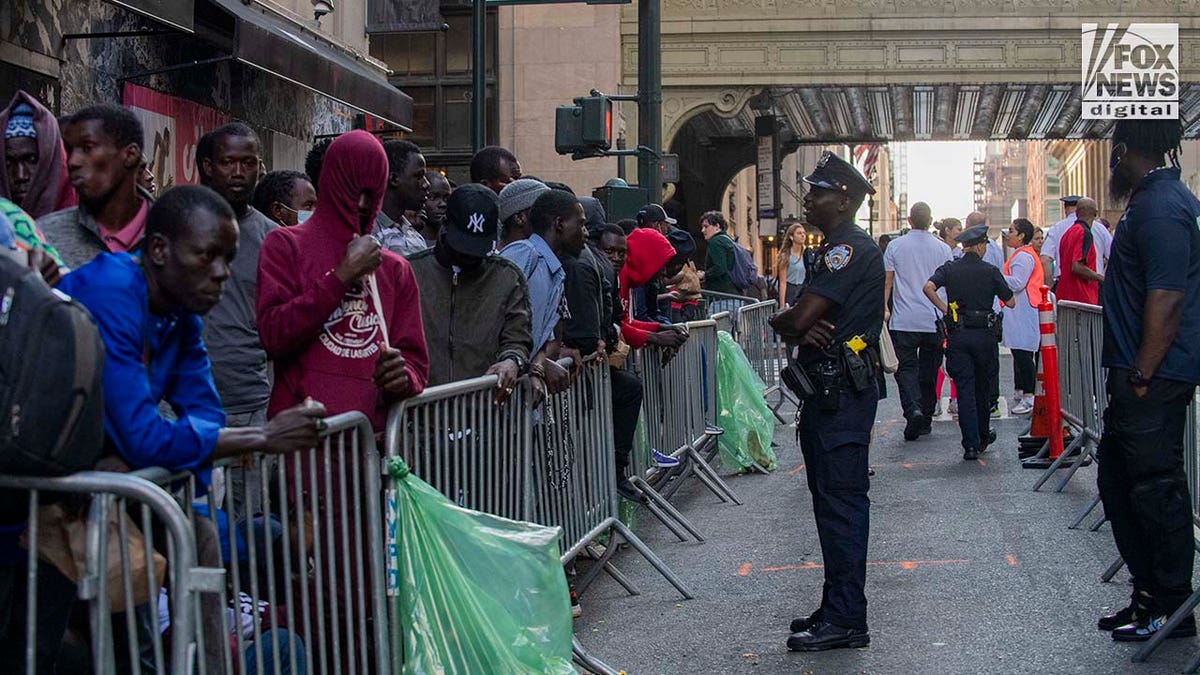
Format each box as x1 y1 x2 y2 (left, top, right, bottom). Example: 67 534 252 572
122 83 230 191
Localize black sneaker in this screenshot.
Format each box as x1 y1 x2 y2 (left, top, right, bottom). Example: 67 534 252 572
963 446 980 461
787 621 870 651
616 478 644 503
1112 612 1197 641
918 420 932 436
1097 603 1140 631
903 412 926 441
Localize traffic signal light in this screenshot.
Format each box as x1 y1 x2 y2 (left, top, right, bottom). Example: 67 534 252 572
555 94 613 157
580 95 612 149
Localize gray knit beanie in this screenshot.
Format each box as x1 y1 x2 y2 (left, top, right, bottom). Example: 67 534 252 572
497 178 550 222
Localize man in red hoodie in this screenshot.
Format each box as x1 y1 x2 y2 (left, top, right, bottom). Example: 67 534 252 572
256 130 429 432
619 227 690 352
617 227 690 476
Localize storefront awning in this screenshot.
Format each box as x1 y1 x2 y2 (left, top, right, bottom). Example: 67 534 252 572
205 0 412 130
107 0 195 32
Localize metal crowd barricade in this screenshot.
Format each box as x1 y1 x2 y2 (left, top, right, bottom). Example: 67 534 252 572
1032 301 1105 492
532 356 693 602
0 470 208 675
629 320 740 542
712 310 734 336
134 412 387 675
735 299 799 422
700 290 759 331
383 365 697 674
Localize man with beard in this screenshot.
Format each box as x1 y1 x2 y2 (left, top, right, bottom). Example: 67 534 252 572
1095 119 1200 642
373 140 430 256
769 151 883 652
197 124 276 429
39 104 150 268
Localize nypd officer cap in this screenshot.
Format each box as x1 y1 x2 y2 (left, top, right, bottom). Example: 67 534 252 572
1059 195 1083 205
803 150 877 200
955 223 989 246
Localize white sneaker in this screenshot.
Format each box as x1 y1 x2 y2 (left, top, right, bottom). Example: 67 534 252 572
1011 397 1034 415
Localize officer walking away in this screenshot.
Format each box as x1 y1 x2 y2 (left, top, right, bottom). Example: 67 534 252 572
769 151 884 652
922 224 1015 460
1095 119 1200 642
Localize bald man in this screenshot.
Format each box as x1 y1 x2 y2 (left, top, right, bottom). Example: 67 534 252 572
1055 197 1104 304
884 201 953 439
1043 196 1113 282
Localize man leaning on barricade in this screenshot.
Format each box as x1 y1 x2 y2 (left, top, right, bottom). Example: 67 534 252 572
52 184 328 673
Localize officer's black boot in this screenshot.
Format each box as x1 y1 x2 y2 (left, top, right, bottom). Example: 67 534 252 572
903 409 925 441
962 444 980 461
787 621 870 651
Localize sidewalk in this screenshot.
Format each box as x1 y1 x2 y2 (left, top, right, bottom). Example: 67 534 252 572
576 361 1198 674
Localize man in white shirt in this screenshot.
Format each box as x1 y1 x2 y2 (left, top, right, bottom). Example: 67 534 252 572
1041 195 1113 281
884 202 954 440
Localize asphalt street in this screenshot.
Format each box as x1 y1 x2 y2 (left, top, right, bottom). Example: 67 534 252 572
575 356 1198 674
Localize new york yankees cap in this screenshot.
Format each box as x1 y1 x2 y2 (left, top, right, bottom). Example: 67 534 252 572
445 183 500 257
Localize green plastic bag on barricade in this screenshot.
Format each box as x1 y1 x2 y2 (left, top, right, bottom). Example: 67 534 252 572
716 330 779 472
387 457 576 675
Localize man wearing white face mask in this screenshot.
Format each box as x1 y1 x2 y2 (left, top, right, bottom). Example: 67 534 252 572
252 169 317 228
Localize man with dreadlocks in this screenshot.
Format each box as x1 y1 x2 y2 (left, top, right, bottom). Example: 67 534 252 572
1096 119 1200 642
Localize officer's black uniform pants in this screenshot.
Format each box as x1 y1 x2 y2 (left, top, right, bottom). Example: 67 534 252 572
890 330 943 418
797 386 877 631
1098 370 1196 613
944 328 997 450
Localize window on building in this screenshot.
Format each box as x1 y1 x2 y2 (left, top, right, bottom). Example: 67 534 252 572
369 9 498 179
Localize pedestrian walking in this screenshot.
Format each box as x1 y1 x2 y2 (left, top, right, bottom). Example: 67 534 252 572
1095 119 1200 642
1001 218 1043 415
776 221 807 307
922 224 1015 460
882 201 953 440
770 150 883 652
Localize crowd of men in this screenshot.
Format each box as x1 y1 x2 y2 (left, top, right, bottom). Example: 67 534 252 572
1 84 1198 665
0 90 707 671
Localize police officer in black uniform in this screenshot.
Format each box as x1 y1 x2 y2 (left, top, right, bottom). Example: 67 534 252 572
922 224 1016 460
770 151 883 652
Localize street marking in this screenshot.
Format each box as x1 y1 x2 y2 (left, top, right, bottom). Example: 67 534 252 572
1006 554 1019 567
737 562 753 576
752 559 970 575
788 463 806 475
978 459 988 466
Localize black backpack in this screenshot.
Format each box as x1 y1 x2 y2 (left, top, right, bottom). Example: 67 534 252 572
0 256 105 477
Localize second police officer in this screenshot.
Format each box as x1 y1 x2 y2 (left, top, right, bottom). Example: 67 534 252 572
922 224 1016 460
769 151 883 652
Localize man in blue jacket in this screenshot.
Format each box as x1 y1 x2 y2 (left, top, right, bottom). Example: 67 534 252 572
57 184 327 673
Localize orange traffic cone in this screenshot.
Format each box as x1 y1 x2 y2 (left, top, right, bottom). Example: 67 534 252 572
1022 286 1074 468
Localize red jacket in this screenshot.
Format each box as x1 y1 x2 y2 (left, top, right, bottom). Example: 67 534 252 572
619 228 676 348
256 131 428 431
